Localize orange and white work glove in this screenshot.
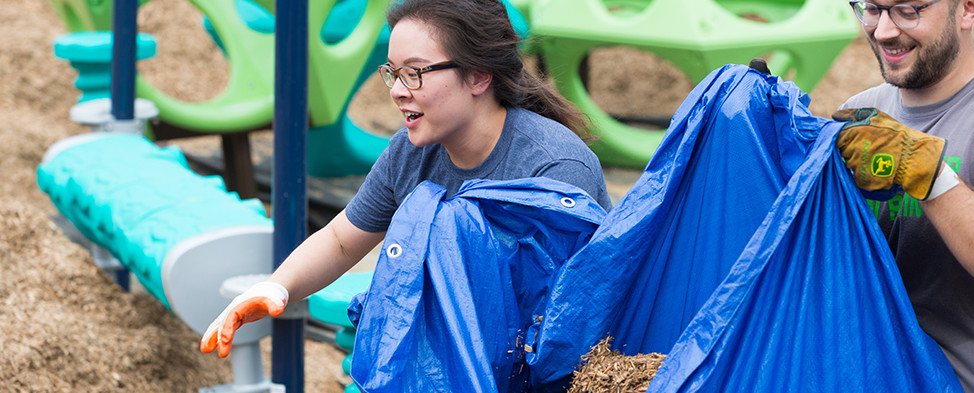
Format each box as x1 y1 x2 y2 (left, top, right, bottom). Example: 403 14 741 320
200 281 288 358
832 108 947 201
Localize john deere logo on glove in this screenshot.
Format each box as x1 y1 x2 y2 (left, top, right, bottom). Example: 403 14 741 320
833 107 947 201
871 154 895 178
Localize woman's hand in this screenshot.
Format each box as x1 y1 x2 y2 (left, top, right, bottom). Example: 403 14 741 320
200 281 289 358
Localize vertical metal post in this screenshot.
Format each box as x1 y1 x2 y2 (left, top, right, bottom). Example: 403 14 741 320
109 0 139 292
273 0 308 392
110 0 137 121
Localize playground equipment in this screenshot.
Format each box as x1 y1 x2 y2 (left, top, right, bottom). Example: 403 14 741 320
306 0 394 177
48 0 393 179
47 0 153 31
53 31 158 103
307 271 374 393
529 0 861 168
39 105 368 392
49 0 532 179
48 0 114 32
55 97 159 288
44 1 326 391
37 131 284 393
136 0 278 135
42 1 528 390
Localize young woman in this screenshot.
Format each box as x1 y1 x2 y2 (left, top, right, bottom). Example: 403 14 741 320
201 0 611 358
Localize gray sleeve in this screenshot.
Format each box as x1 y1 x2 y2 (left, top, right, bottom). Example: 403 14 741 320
838 91 870 110
838 83 898 111
536 159 613 211
344 150 399 233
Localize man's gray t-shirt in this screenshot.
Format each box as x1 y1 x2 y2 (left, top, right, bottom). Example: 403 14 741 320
841 78 974 391
345 106 612 233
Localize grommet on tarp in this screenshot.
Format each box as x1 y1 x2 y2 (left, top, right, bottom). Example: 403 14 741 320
386 243 403 258
560 197 576 208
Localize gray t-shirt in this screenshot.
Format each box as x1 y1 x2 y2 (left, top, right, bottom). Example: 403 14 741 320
841 78 974 391
345 106 612 233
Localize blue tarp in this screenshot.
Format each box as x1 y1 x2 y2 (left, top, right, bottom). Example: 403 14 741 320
529 65 962 391
349 178 606 393
349 64 962 392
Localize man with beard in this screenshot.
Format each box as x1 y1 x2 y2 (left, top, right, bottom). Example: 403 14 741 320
838 0 974 390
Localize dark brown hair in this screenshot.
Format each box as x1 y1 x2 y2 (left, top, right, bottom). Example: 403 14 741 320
386 0 593 139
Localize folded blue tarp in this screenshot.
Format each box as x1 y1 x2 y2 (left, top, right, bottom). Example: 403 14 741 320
529 64 962 391
348 64 962 392
349 178 606 393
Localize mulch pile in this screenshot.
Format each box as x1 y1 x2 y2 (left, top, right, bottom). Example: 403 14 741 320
0 0 882 391
569 337 667 393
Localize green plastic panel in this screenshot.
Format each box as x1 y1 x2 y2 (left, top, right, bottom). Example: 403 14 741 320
530 0 860 168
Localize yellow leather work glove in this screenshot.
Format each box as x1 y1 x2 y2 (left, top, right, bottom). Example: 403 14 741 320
832 108 946 201
200 281 288 358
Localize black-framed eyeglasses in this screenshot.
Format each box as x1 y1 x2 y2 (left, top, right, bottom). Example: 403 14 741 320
378 61 458 90
849 0 944 30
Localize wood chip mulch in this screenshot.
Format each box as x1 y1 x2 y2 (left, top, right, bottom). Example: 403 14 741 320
569 337 667 393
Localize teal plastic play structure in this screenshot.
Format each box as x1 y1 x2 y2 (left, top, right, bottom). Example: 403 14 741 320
529 0 861 167
36 132 373 391
37 134 272 310
306 0 395 177
37 132 284 391
53 31 158 103
308 271 374 393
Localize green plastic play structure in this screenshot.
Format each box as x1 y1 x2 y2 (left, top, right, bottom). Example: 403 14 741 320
135 0 277 134
48 0 152 32
529 0 861 168
49 0 531 177
197 0 393 177
306 0 394 177
50 0 394 178
48 0 114 32
199 0 393 177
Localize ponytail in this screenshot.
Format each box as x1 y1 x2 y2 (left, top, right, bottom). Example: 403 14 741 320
506 68 594 141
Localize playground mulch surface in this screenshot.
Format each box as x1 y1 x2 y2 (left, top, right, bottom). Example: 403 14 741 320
569 338 667 393
0 0 882 391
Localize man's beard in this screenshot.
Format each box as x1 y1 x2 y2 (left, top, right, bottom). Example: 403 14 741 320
870 21 959 90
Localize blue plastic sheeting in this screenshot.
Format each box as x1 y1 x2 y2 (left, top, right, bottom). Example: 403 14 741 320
527 64 962 391
342 64 961 392
348 178 606 393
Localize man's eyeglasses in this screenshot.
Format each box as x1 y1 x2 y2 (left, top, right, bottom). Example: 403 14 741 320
849 0 944 30
378 61 458 90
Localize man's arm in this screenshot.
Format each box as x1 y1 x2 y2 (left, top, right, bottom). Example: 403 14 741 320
922 176 974 277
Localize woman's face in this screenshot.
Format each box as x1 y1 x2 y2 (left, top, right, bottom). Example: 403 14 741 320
386 19 476 148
